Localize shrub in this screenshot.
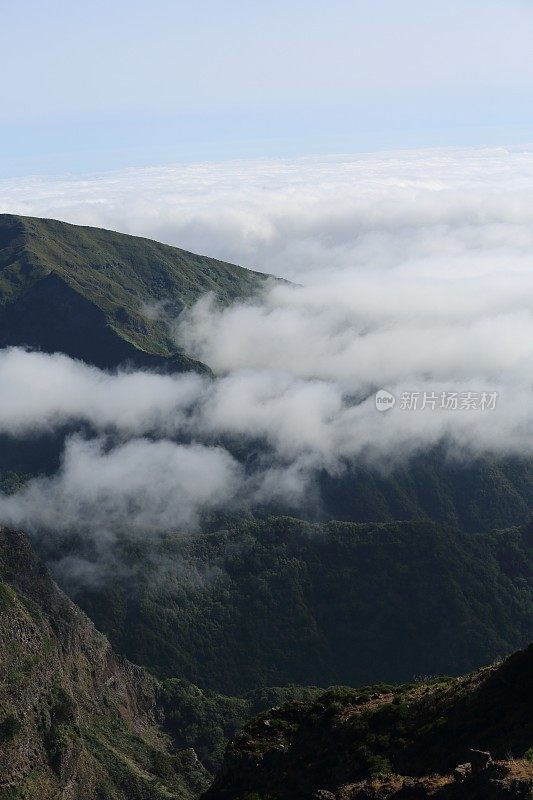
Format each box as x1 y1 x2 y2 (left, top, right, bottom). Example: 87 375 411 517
0 715 21 742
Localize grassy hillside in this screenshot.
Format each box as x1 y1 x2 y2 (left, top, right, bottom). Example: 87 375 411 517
71 516 533 695
0 214 268 369
205 644 533 799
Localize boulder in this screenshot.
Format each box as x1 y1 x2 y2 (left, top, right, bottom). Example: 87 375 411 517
469 749 493 772
453 763 472 783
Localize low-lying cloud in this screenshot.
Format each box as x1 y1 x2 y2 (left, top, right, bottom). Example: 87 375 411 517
2 146 533 551
0 435 242 535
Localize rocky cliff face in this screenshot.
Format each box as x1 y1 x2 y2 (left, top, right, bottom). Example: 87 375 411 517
204 644 533 800
0 525 210 800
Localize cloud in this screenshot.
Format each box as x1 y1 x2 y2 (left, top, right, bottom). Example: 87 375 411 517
0 435 242 536
0 347 207 437
2 146 533 555
4 146 533 283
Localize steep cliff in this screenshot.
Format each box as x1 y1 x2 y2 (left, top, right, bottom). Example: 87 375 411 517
0 525 210 800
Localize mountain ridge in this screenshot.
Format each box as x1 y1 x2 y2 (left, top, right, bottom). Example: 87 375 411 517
0 213 269 370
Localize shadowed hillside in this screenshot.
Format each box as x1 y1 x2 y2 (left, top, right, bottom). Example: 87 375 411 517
0 526 326 796
72 517 533 695
205 644 533 799
0 214 268 370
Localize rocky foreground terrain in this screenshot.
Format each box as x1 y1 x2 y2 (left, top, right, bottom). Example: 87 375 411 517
205 643 533 799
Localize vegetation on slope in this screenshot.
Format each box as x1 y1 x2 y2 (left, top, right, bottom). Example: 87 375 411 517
160 682 322 775
73 517 533 695
204 644 533 799
0 524 326 795
320 449 533 532
0 214 268 369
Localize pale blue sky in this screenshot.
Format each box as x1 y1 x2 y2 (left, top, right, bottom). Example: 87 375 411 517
2 0 533 176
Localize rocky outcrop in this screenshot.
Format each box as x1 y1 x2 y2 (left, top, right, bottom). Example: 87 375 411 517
204 645 533 800
0 525 210 800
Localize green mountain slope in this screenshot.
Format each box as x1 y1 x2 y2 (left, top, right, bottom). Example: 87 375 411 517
72 517 533 695
2 522 533 800
0 214 268 369
160 682 322 775
320 450 533 532
205 644 533 800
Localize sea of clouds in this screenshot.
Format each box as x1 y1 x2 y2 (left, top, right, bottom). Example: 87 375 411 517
1 146 533 544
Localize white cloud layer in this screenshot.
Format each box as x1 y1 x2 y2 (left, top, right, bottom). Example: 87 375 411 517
2 146 533 541
4 146 533 283
0 435 242 535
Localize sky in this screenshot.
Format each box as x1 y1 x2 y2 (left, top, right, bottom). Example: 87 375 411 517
2 0 533 176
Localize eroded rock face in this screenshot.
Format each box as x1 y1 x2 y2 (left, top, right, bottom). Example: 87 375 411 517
0 526 210 800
